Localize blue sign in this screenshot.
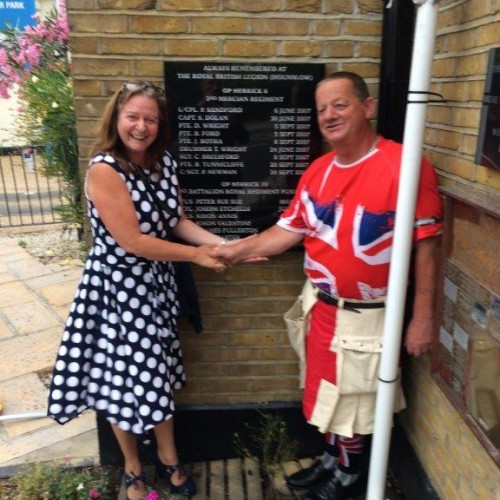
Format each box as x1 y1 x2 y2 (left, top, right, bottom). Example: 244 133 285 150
0 1 37 30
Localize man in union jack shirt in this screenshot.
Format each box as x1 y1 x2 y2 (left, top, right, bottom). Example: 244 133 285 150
212 71 442 500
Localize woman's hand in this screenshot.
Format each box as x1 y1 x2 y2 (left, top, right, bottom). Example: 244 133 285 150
192 245 228 271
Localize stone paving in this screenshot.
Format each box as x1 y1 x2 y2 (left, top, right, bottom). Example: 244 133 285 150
0 233 98 478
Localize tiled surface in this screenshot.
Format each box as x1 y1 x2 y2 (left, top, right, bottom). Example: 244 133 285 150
0 234 97 477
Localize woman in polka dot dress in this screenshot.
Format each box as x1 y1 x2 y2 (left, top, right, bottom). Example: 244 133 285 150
47 81 228 500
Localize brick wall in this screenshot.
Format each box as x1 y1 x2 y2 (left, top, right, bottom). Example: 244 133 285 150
67 0 384 160
425 0 500 194
66 0 500 497
65 0 384 408
401 1 500 499
402 357 499 500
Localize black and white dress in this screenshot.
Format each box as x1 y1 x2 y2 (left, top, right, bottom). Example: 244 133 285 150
47 151 186 436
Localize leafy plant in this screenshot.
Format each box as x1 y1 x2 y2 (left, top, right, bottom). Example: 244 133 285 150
234 410 298 497
0 1 84 236
0 462 117 499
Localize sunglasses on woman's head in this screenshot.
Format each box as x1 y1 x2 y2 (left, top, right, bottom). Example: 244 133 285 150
120 81 165 97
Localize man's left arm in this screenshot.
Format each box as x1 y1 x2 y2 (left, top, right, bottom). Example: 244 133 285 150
405 236 440 357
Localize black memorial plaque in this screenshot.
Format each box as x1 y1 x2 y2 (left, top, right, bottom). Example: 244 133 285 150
164 62 324 238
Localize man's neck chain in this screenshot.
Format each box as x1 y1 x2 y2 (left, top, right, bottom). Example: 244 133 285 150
368 134 380 154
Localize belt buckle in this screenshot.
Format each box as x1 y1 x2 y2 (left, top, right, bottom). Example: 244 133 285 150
337 297 361 314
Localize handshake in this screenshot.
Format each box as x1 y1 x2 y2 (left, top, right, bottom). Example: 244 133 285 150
194 235 267 272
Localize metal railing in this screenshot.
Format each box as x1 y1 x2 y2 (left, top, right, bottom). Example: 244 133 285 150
0 146 68 227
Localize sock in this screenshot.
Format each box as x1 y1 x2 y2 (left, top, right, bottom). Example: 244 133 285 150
337 433 365 476
320 432 339 470
334 468 359 486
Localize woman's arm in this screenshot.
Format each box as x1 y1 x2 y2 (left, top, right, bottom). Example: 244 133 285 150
173 215 226 246
86 162 225 270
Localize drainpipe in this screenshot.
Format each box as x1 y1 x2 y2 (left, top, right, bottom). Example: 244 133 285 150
377 0 416 141
367 1 440 499
0 412 47 422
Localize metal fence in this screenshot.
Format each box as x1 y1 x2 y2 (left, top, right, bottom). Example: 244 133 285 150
0 146 68 228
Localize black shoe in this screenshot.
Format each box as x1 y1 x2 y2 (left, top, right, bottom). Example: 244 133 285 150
124 471 147 500
286 460 335 489
157 463 197 497
303 474 364 500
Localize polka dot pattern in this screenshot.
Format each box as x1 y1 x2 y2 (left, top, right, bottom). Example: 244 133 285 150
48 151 186 437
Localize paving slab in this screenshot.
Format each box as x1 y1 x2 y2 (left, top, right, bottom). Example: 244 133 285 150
1 299 60 336
0 316 13 339
0 373 51 438
36 279 80 308
4 256 54 280
0 427 99 477
0 281 35 308
53 304 72 322
0 326 62 382
0 411 97 468
0 271 15 285
25 266 83 291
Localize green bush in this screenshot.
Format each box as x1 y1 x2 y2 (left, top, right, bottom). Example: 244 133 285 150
1 463 115 500
234 410 298 494
0 3 84 236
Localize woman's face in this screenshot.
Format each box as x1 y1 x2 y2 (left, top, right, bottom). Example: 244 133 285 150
117 94 160 164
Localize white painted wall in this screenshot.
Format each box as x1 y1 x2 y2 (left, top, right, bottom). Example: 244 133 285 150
0 93 23 147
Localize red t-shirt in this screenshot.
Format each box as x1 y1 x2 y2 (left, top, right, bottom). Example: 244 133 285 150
277 137 442 300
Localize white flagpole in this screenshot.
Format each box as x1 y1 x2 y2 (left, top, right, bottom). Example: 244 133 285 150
366 1 440 499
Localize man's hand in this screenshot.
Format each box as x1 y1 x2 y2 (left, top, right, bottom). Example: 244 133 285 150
404 316 434 357
405 236 440 357
210 225 303 265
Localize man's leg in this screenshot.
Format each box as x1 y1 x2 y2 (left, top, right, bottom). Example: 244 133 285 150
286 432 339 489
303 434 366 500
335 434 364 483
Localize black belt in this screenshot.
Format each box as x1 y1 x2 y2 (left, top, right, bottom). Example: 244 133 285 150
316 290 385 314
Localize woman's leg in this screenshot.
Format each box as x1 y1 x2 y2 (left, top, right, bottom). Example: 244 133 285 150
111 423 146 500
154 418 186 487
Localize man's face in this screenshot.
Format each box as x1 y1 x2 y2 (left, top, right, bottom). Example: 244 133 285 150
315 78 374 146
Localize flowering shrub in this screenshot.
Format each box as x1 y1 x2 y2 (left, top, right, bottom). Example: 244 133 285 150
0 1 83 235
144 489 161 500
0 6 69 99
1 462 118 499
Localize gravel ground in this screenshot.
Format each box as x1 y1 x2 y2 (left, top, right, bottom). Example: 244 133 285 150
7 226 86 266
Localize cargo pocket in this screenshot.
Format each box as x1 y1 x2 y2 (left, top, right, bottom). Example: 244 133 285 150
332 336 383 394
283 280 317 388
331 306 385 395
284 297 305 360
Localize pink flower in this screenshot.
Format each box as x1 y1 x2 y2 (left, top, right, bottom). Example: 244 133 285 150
88 488 101 499
144 491 160 500
0 47 7 67
0 83 10 99
0 0 70 100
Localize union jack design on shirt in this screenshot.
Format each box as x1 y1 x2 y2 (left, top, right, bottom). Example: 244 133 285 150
278 138 442 300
